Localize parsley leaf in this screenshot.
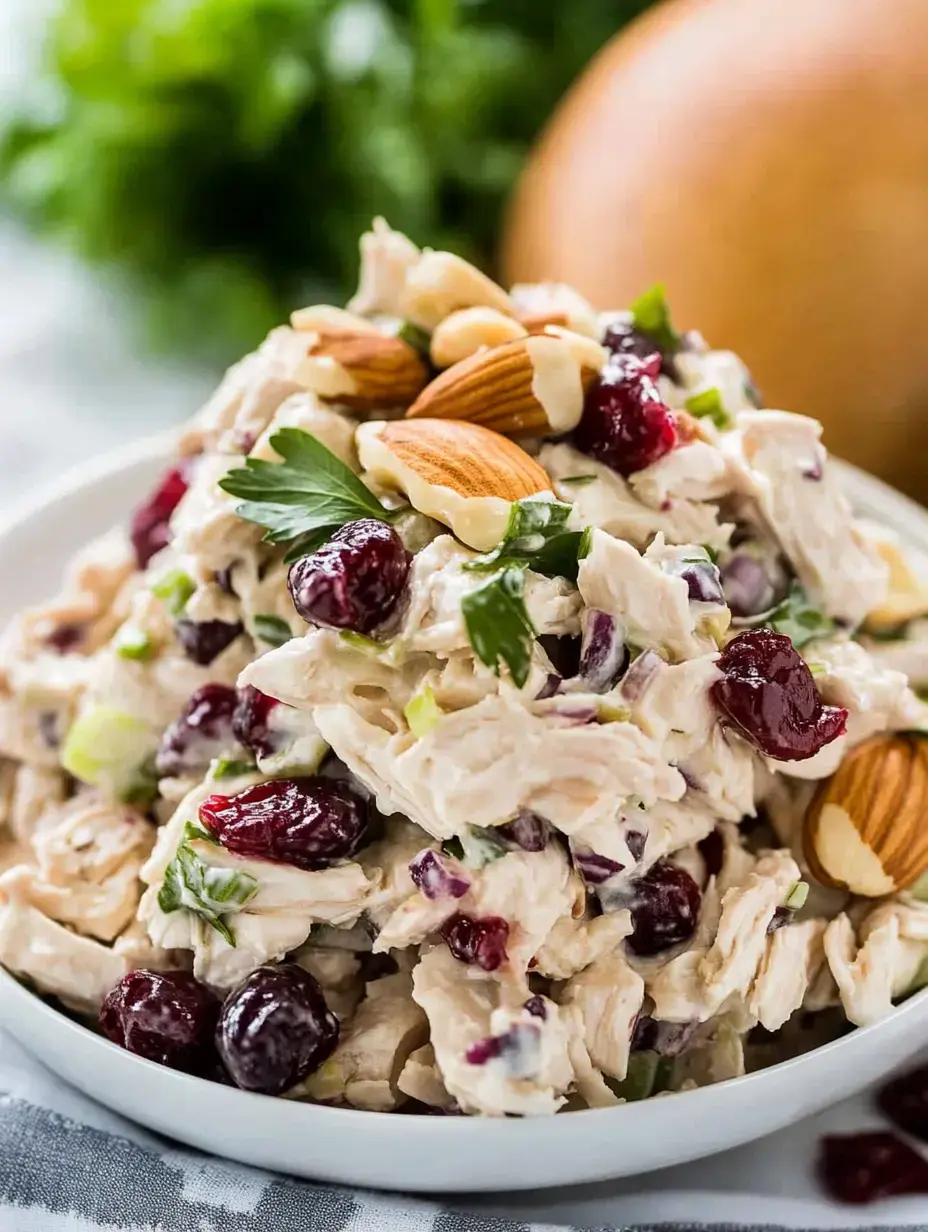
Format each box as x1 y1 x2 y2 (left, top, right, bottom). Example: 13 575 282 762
685 386 732 431
219 428 398 563
157 822 258 946
251 613 294 647
630 284 681 354
461 567 536 688
765 583 835 649
465 497 587 581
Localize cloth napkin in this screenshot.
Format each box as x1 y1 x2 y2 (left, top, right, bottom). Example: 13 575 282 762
0 1024 926 1232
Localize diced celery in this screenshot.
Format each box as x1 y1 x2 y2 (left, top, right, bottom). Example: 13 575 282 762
60 707 157 800
404 684 442 738
114 626 153 661
150 568 195 616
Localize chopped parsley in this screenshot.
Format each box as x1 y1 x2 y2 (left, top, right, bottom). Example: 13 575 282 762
461 566 536 688
764 583 835 649
158 821 258 946
465 498 591 583
219 428 398 562
251 613 294 647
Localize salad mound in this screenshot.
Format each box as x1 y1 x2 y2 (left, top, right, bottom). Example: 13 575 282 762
2 220 928 1115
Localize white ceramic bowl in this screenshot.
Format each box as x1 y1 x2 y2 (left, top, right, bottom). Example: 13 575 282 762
0 436 926 1194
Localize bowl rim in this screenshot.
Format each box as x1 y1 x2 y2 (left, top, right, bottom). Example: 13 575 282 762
2 432 927 1131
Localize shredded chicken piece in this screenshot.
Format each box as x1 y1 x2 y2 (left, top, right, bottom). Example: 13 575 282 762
397 1043 456 1110
823 912 898 1027
312 693 684 840
348 217 421 318
749 919 827 1032
560 949 645 1081
296 973 428 1110
533 911 633 981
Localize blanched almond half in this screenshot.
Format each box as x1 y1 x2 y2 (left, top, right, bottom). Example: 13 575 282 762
400 251 514 331
803 733 928 895
289 305 380 335
406 328 606 436
356 418 550 550
289 330 430 412
430 308 527 369
510 281 601 340
864 533 928 631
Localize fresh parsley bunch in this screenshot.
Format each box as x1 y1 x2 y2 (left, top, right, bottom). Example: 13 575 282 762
0 0 653 362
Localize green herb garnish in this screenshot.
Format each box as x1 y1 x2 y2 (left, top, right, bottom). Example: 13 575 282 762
150 568 195 617
558 474 598 487
459 825 507 869
219 428 399 562
396 321 431 357
441 837 466 862
461 566 536 688
765 583 835 650
211 758 258 780
114 627 153 661
630 284 680 354
465 497 589 583
784 880 809 911
252 613 294 647
158 822 258 946
684 386 732 431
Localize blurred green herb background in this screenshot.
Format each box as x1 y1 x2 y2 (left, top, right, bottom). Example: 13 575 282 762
0 0 652 363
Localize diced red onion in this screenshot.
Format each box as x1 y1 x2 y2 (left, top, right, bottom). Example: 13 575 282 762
621 650 662 703
573 847 624 885
720 552 778 619
677 561 724 605
579 610 629 693
498 811 549 852
535 673 562 700
408 850 470 901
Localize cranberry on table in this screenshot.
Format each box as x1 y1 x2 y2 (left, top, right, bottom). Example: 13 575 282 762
232 685 280 759
287 518 410 635
217 964 339 1095
713 629 848 761
99 969 219 1073
878 1064 928 1141
627 860 701 957
176 618 244 666
200 776 370 869
818 1132 928 1204
130 461 194 570
440 913 510 972
573 353 678 477
156 683 239 776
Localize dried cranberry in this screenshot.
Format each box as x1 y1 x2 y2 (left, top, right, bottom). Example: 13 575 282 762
818 1132 928 1204
713 629 848 762
878 1065 928 1141
573 354 677 477
217 964 338 1095
441 913 509 972
99 969 219 1073
46 623 85 654
130 462 194 570
156 684 239 777
602 321 662 363
627 861 701 957
176 618 243 666
232 685 280 759
408 849 470 900
200 776 370 869
288 519 410 635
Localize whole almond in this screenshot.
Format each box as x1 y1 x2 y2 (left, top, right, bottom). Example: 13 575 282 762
290 330 430 412
400 251 514 331
430 308 527 369
356 418 550 550
406 328 606 436
803 733 928 896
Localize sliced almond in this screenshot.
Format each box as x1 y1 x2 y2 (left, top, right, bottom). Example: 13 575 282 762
356 418 550 550
290 304 381 335
864 533 928 631
803 733 928 895
288 330 430 412
406 328 606 436
400 251 514 331
430 308 527 369
510 282 601 340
